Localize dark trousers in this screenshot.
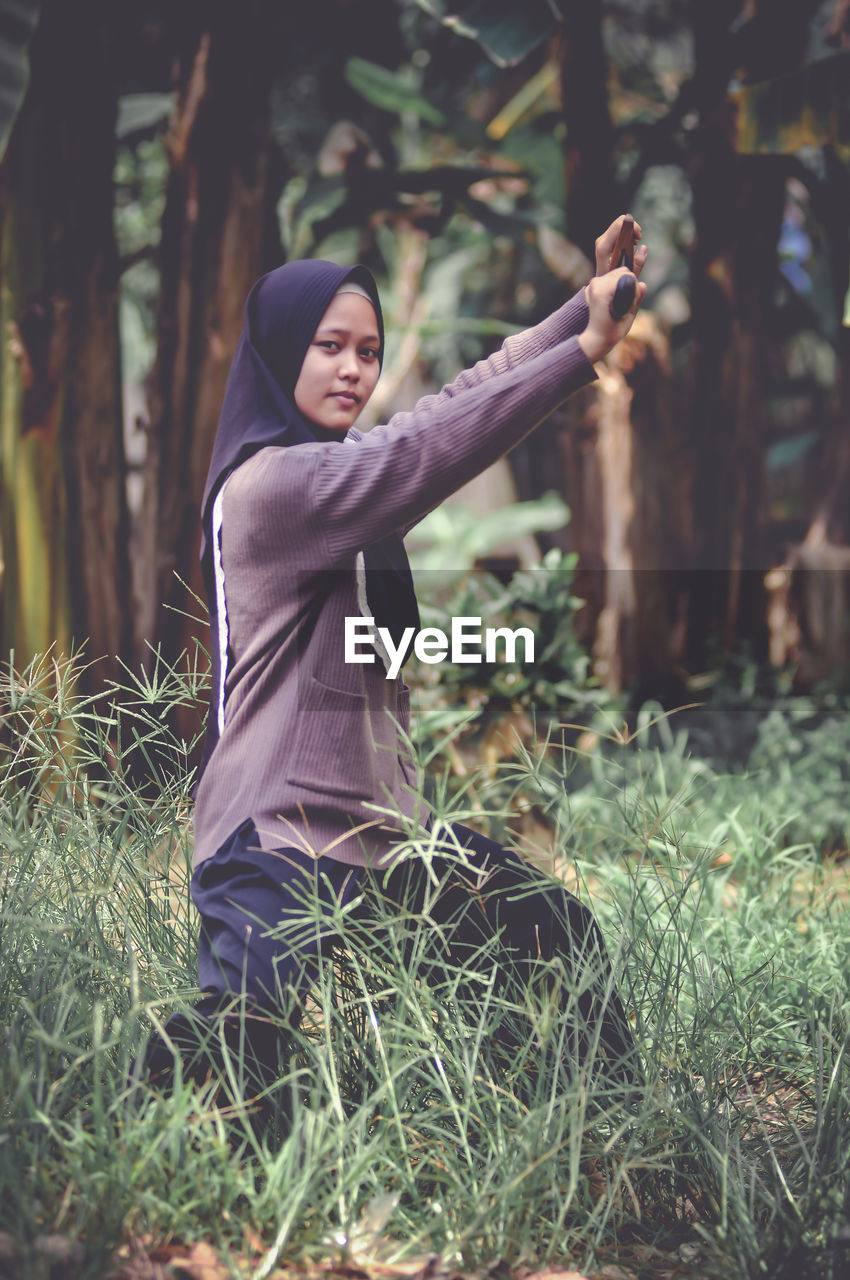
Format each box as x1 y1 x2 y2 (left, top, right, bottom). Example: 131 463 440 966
142 819 639 1095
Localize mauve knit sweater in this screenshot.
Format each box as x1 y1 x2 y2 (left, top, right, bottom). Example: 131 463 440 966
192 287 596 869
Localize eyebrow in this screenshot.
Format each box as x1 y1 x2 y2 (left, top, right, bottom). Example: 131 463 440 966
315 326 380 343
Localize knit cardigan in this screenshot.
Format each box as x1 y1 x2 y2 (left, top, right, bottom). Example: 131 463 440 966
192 288 596 868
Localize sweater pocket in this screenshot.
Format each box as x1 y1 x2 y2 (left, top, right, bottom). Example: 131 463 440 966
397 683 410 734
287 675 375 800
395 683 418 789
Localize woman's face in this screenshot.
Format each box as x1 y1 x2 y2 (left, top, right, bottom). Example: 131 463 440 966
293 292 381 432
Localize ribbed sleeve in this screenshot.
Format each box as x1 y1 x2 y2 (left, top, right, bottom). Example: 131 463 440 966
310 335 595 564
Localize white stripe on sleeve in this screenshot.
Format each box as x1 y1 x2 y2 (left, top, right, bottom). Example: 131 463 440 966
211 480 231 735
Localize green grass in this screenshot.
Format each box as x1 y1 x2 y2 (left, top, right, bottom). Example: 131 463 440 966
0 652 848 1279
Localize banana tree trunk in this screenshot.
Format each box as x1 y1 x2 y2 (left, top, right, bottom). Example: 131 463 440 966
546 0 688 696
686 1 797 667
554 315 690 697
139 0 282 688
801 147 850 549
558 0 615 259
0 0 128 685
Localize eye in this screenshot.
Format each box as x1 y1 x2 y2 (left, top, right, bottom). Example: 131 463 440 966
317 339 340 352
360 346 380 361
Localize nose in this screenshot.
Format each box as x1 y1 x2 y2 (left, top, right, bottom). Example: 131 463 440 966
338 346 360 380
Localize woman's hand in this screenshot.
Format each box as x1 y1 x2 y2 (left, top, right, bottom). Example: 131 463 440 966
594 213 648 277
577 213 648 363
578 267 647 365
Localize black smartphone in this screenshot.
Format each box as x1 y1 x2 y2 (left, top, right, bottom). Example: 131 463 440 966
611 214 635 272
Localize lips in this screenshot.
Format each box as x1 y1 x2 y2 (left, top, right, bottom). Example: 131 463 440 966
332 391 360 406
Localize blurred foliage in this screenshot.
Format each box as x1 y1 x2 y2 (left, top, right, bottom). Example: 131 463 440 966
344 56 447 126
412 0 558 67
409 546 617 782
114 128 167 384
2 0 848 686
115 92 173 139
0 0 42 163
731 51 850 163
109 0 848 450
408 492 570 573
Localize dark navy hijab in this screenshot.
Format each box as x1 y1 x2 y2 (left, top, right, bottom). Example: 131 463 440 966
198 258 419 774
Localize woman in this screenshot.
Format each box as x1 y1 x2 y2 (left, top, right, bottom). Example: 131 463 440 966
145 216 648 1098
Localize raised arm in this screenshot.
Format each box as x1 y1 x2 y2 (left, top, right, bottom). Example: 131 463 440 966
227 335 591 572
395 214 646 413
226 253 645 570
345 292 590 537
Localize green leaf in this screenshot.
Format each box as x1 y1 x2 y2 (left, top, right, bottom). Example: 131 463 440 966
731 51 850 162
344 57 445 126
412 0 560 67
116 93 174 139
409 494 569 573
501 126 566 212
766 432 818 470
0 0 43 164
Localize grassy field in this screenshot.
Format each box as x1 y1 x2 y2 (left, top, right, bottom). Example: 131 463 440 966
0 653 848 1279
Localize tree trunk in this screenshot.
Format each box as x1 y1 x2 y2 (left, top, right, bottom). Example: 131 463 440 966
139 0 283 682
0 0 128 685
557 0 616 258
764 146 850 687
685 0 814 669
546 0 688 698
801 146 850 549
557 315 689 698
687 137 786 664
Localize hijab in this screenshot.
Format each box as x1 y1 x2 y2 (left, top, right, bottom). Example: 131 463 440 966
198 258 420 775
